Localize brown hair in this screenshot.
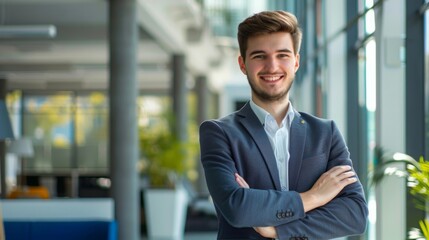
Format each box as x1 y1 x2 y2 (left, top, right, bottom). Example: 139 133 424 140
237 10 302 61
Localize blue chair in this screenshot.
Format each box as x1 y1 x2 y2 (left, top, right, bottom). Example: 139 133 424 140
4 220 117 240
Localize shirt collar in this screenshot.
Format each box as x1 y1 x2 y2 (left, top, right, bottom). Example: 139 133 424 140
249 99 295 128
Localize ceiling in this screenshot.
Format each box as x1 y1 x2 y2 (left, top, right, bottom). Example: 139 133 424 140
0 0 225 93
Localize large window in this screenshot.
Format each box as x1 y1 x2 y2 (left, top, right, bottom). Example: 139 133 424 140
20 92 110 173
23 93 74 171
199 0 290 39
8 92 170 176
359 1 377 239
75 93 109 170
362 34 377 240
6 90 190 197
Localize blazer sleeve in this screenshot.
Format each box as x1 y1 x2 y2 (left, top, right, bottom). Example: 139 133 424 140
275 121 368 239
199 120 306 228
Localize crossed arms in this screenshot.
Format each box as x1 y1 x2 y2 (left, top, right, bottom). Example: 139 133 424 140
235 165 358 238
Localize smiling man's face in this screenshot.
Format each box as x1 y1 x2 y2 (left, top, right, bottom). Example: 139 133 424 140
238 32 300 103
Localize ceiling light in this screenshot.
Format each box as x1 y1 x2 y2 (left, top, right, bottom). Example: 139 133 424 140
0 25 56 39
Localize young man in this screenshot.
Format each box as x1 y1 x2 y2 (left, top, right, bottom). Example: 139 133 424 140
199 10 368 239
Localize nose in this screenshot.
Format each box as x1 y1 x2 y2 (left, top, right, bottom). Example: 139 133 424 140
265 56 278 72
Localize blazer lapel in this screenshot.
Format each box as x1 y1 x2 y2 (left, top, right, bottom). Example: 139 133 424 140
238 103 282 190
288 111 307 190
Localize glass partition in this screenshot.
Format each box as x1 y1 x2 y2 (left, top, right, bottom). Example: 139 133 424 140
17 92 171 175
75 93 109 171
23 93 73 172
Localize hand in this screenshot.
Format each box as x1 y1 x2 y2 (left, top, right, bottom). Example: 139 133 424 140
235 173 249 188
253 225 277 238
235 173 278 239
300 165 357 212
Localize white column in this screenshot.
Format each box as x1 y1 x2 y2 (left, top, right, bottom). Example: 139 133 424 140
375 0 406 239
325 0 347 135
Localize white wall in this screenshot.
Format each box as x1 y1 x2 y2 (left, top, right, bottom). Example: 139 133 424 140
325 0 347 136
324 3 348 240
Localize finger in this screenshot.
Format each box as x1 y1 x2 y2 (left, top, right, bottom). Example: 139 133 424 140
338 170 356 180
336 174 357 189
235 173 250 188
341 176 357 184
236 175 247 188
333 165 352 173
329 167 356 185
235 173 249 188
326 165 353 177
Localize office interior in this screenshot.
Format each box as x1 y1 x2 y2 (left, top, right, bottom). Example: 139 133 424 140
0 0 428 239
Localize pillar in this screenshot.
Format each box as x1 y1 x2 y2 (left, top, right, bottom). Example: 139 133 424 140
109 0 139 239
195 75 209 194
171 54 188 142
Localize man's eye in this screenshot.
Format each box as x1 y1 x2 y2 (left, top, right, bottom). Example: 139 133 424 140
252 55 264 59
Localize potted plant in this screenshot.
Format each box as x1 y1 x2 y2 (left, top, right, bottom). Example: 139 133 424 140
372 149 429 239
139 112 199 240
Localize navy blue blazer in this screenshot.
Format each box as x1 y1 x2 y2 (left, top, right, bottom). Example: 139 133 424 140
199 102 368 240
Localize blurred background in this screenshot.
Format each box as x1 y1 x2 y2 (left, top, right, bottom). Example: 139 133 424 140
0 0 428 240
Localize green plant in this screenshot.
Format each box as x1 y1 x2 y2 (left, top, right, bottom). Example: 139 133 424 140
138 113 199 188
372 150 429 240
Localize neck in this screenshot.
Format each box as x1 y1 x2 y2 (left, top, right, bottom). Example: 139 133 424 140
252 96 290 125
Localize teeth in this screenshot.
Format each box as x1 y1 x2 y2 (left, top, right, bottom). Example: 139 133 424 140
263 76 282 81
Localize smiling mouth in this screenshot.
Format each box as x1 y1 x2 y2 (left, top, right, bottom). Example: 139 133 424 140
260 75 284 82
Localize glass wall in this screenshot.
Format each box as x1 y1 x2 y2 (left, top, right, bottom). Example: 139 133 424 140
19 92 108 173
75 93 109 170
308 0 376 238
23 93 74 171
199 0 291 39
361 1 377 239
6 91 172 196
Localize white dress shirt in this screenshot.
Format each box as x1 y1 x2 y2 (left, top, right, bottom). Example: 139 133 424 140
250 100 295 191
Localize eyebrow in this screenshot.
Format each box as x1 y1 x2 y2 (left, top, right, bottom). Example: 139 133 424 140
248 48 293 57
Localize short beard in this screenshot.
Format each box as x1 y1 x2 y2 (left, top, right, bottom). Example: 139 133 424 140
247 76 293 103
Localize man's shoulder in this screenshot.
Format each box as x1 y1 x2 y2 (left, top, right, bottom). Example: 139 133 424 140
297 111 333 125
202 111 241 126
296 111 344 138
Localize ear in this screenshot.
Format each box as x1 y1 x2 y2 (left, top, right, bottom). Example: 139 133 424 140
238 56 247 75
294 54 300 73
